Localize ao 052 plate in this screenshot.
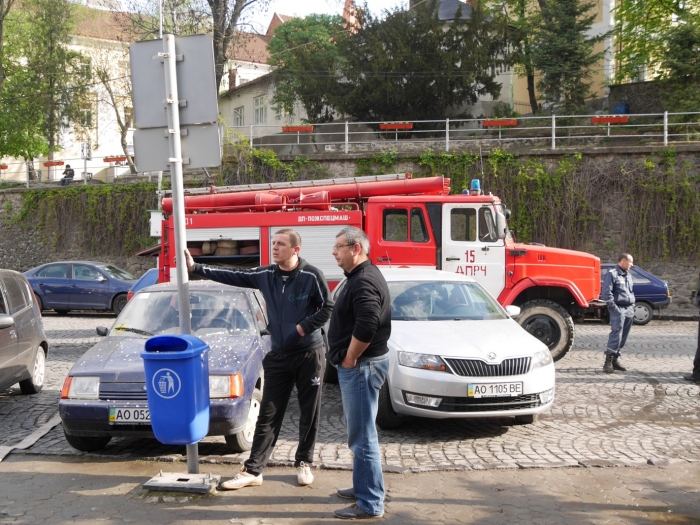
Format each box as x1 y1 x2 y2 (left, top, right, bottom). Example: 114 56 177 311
109 406 151 424
468 382 523 398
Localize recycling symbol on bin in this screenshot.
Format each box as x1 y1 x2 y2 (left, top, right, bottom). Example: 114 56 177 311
152 368 181 399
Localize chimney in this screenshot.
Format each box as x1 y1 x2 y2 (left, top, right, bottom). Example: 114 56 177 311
228 69 238 89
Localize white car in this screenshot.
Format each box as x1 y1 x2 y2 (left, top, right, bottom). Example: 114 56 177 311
348 268 555 429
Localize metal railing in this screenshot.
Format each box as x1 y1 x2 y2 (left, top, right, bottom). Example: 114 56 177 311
226 111 700 155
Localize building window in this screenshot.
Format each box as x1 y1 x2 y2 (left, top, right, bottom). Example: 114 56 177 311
254 96 267 125
79 58 92 79
234 106 244 127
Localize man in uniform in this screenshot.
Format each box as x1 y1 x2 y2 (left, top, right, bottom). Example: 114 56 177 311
601 253 635 373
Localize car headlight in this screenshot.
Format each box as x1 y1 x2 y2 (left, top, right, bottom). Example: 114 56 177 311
209 373 244 398
397 351 446 371
62 376 100 399
531 349 553 370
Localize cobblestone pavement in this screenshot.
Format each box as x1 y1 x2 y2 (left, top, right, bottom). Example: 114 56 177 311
1 314 699 473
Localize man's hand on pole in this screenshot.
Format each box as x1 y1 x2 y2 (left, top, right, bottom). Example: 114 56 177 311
184 249 195 271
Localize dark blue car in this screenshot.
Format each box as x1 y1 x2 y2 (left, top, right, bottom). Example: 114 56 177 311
126 268 159 302
601 264 671 325
58 281 271 453
25 261 136 316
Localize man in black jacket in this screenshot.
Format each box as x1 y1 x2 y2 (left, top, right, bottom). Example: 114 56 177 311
327 226 391 520
184 229 333 489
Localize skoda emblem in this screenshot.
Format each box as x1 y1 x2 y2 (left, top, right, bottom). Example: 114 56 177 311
487 352 497 361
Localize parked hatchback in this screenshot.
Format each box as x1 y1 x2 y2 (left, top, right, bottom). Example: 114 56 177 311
59 281 270 453
0 269 49 394
601 264 671 325
333 268 555 429
25 261 137 316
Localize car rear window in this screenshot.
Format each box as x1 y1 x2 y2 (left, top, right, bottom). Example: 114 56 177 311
0 282 7 314
96 265 136 280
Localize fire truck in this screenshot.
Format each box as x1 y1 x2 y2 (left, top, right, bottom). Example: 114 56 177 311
159 173 600 361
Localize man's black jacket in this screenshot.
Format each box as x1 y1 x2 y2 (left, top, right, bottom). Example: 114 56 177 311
327 260 391 366
192 258 333 355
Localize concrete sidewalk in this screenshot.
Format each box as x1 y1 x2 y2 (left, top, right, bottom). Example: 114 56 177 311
0 456 698 524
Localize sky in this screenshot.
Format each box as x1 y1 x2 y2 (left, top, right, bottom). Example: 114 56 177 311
246 0 407 34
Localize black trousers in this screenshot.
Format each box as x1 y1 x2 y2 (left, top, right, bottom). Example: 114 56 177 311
692 319 700 378
244 345 325 475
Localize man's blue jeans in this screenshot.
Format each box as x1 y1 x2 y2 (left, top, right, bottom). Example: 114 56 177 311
338 354 389 516
606 304 635 356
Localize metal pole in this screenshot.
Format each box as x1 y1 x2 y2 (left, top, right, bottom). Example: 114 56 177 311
83 156 87 185
163 34 196 473
344 121 349 154
157 171 163 209
551 114 556 150
663 111 668 147
446 118 449 152
249 124 253 150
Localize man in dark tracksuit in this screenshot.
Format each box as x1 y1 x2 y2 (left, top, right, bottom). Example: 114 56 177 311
601 253 635 373
683 272 700 384
184 229 333 489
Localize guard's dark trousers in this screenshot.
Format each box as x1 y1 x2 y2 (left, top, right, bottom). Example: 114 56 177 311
244 345 325 476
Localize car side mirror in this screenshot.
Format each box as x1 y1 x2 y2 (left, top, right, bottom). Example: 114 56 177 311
95 275 107 282
496 211 508 240
259 327 271 336
0 314 15 330
96 326 109 336
505 305 521 318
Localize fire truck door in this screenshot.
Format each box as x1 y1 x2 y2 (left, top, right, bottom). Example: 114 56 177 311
441 204 506 298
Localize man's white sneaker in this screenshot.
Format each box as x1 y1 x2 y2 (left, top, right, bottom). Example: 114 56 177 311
297 462 314 486
219 468 263 490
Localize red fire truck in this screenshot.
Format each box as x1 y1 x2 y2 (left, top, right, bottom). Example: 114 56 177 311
159 173 600 360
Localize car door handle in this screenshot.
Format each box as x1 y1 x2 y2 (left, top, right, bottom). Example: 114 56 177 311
446 257 460 261
481 246 489 252
376 257 391 262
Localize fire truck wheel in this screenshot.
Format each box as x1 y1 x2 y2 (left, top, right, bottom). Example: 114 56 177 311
518 300 574 361
376 382 403 430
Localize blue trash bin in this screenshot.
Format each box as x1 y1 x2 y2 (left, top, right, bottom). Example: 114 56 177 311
613 103 629 115
141 334 210 445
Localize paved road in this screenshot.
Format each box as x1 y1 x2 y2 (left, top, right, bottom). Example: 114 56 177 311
1 314 699 473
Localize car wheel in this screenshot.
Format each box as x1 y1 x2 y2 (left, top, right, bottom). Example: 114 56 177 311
19 346 46 395
633 302 653 325
225 387 262 452
518 300 574 361
376 382 402 430
112 294 128 316
63 431 112 452
55 309 69 316
514 414 539 425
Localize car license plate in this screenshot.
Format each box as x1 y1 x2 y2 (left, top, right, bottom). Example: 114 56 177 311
109 407 150 424
468 382 523 398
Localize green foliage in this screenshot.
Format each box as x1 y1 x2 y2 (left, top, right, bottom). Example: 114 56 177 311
11 183 159 255
18 0 91 155
332 0 512 123
656 19 700 118
267 14 346 123
530 0 605 114
0 6 50 160
220 128 330 185
613 0 688 84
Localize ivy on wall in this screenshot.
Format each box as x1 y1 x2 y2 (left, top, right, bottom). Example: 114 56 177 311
10 183 159 256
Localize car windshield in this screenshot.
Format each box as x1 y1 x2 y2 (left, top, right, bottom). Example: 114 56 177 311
96 265 136 280
111 290 256 337
388 280 507 321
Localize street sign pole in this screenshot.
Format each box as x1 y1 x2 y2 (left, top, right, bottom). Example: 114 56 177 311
162 33 197 473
